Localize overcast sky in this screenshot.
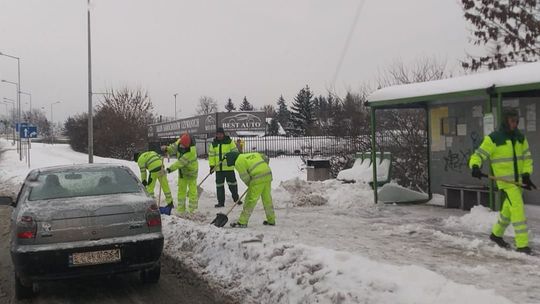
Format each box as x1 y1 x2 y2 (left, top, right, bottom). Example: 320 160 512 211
0 0 473 123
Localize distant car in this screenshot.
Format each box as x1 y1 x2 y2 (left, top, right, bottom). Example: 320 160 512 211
0 164 164 299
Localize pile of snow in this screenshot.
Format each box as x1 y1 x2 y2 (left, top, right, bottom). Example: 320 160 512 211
444 206 502 235
273 178 375 209
427 193 445 206
163 217 513 304
337 157 390 183
377 183 429 203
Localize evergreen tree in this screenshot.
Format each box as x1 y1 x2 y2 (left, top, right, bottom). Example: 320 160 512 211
290 85 315 136
268 115 280 136
239 96 254 111
225 98 236 112
276 95 290 131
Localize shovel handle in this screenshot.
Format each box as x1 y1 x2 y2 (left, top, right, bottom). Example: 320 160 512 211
225 189 249 216
482 173 527 187
199 158 226 187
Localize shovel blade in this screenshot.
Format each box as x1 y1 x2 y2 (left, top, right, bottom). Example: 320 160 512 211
197 186 204 198
211 213 229 227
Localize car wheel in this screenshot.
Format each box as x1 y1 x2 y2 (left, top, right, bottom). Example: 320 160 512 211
140 261 161 284
14 273 34 300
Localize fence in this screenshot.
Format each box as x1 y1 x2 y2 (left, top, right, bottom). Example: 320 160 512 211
150 134 394 158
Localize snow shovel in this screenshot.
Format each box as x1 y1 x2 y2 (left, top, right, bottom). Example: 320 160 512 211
481 173 536 190
211 189 248 228
197 159 225 197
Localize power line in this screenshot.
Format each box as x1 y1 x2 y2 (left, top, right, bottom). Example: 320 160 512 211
332 0 367 87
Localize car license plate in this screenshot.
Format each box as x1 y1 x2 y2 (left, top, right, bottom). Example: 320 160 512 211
70 249 121 266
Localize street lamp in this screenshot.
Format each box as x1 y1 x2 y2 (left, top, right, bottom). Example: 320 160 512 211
173 93 178 120
2 97 16 144
87 0 94 163
0 52 22 160
20 91 31 114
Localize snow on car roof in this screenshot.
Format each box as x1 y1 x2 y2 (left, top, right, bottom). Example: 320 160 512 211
31 163 130 174
367 61 540 105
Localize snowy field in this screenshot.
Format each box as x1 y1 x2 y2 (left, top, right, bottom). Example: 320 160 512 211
1 139 540 303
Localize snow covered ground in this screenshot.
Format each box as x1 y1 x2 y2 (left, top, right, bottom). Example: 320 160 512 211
1 139 540 303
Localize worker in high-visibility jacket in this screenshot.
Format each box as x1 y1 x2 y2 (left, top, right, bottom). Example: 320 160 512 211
224 151 275 228
163 133 199 214
134 150 174 213
209 127 240 207
469 108 536 255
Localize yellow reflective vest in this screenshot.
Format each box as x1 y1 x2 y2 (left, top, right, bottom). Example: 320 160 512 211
469 128 533 190
209 136 238 171
234 152 272 186
166 141 198 179
137 151 163 181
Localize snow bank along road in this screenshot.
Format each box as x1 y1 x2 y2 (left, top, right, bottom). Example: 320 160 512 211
2 140 540 303
0 144 235 304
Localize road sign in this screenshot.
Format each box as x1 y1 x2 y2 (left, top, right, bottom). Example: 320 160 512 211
20 126 37 138
16 122 28 132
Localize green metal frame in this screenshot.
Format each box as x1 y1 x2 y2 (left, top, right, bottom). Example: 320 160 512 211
368 81 540 205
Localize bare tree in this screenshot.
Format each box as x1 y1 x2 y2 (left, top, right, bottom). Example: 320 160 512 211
377 57 448 87
461 0 540 71
196 96 218 114
262 104 275 117
375 57 449 190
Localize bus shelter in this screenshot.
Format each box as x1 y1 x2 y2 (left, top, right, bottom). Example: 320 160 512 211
366 62 540 208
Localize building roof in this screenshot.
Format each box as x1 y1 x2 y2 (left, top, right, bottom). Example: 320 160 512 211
367 62 540 107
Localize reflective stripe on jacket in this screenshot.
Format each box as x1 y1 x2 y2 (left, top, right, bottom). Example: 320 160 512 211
234 152 272 186
469 130 533 189
209 136 238 171
137 151 163 181
169 145 199 179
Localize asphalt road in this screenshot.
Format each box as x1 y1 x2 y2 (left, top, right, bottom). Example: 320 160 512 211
0 204 238 304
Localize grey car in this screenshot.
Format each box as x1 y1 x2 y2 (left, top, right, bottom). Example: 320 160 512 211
0 164 164 300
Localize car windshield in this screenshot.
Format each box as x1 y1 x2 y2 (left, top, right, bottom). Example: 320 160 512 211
28 167 141 201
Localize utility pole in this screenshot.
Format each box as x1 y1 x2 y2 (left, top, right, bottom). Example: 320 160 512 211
173 93 178 120
87 0 94 163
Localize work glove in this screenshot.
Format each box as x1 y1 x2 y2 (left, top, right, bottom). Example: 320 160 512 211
142 179 148 186
522 174 537 191
210 166 215 174
471 165 482 179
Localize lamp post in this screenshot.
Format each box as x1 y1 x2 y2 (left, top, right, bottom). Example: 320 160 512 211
173 93 178 120
2 98 16 144
87 0 94 163
0 52 22 160
50 101 61 144
1 79 21 157
20 91 31 116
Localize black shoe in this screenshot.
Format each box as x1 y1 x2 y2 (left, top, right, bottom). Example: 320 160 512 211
516 247 533 255
230 222 247 228
489 233 510 249
263 220 275 226
214 203 224 208
236 200 243 205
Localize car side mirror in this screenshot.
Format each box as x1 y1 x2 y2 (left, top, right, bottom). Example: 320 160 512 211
0 196 14 207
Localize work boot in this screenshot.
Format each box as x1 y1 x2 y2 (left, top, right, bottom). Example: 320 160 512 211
230 222 247 228
263 220 275 226
159 204 173 216
516 247 533 255
489 233 510 249
236 200 243 205
215 203 224 208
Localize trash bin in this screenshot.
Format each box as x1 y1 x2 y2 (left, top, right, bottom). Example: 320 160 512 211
306 159 331 181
